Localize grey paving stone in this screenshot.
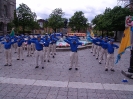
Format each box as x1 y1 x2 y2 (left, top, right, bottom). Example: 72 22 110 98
126 94 133 99
78 88 87 93
59 87 69 92
2 96 15 99
48 91 58 95
116 94 128 99
87 93 98 98
68 88 78 92
58 91 68 96
68 91 78 96
16 92 28 98
78 92 87 97
107 93 118 98
46 94 57 99
56 95 67 99
36 93 47 99
78 96 88 99
67 95 78 99
87 89 96 93
0 89 10 96
26 92 38 98
6 91 19 97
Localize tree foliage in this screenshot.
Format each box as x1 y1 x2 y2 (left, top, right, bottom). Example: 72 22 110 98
92 6 133 32
14 3 37 34
48 8 65 32
69 11 88 32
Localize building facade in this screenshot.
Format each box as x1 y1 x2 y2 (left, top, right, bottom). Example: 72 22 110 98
0 0 16 35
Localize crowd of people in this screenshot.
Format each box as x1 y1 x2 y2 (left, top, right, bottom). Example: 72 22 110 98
0 32 119 72
0 33 83 70
88 35 119 71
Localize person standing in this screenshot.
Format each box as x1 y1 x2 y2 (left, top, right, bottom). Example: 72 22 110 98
17 37 25 60
26 37 32 57
64 38 82 70
104 40 119 71
96 36 102 59
51 34 59 58
43 35 51 62
98 38 108 64
31 35 36 54
2 37 15 66
31 35 44 69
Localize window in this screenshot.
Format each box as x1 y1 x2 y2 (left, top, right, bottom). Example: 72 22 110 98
0 22 4 31
4 5 8 17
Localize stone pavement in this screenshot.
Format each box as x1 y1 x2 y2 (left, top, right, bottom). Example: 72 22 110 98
0 46 133 99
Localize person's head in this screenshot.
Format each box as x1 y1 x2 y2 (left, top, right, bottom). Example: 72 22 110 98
6 37 10 42
37 35 41 41
45 35 48 40
110 39 114 44
12 28 14 31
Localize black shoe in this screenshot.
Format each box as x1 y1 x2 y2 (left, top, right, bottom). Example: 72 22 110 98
9 64 12 66
35 66 39 68
14 52 17 53
42 67 44 69
54 53 56 55
111 69 115 72
99 62 101 64
32 53 33 54
48 60 50 62
91 52 93 53
4 64 8 66
44 60 46 62
22 59 24 61
27 55 29 57
17 59 20 60
105 68 108 71
96 58 98 60
69 68 72 70
75 68 78 70
53 56 55 58
93 55 95 56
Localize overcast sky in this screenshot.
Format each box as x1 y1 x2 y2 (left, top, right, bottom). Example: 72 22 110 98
16 0 118 22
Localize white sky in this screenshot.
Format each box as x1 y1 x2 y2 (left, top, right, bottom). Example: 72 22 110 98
16 0 118 22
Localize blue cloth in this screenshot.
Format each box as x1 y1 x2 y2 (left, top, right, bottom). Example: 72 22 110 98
30 40 44 51
2 41 15 49
17 40 25 47
64 39 82 52
43 38 50 47
104 43 119 54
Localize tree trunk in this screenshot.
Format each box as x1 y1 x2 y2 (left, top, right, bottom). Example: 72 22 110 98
115 31 117 42
107 31 108 37
54 28 56 33
22 25 25 35
78 29 80 33
102 30 104 37
102 30 103 37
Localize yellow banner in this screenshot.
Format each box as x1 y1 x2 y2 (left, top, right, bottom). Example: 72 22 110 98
116 27 131 64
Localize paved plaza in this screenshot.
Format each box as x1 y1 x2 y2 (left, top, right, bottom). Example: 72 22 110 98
0 46 133 99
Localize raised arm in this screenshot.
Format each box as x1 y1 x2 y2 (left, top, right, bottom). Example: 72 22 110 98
113 44 119 49
64 39 71 44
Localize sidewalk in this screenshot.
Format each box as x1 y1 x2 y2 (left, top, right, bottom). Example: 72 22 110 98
0 48 133 99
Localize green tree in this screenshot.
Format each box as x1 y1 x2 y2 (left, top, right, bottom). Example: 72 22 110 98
15 3 37 34
92 6 133 40
48 8 64 32
69 11 88 32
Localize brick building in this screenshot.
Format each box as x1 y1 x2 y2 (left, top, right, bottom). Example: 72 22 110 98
0 0 16 35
